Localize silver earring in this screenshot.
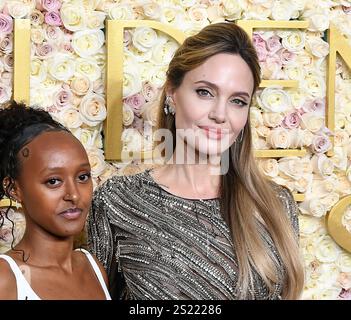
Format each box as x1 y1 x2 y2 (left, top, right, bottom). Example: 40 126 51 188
164 96 175 116
237 130 244 143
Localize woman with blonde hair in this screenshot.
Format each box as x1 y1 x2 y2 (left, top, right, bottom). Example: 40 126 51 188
88 22 304 300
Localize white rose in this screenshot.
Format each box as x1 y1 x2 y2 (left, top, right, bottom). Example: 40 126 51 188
57 107 83 129
300 113 324 133
30 59 47 84
337 252 351 273
141 99 159 127
287 89 306 109
320 192 340 211
121 128 143 153
86 147 106 178
79 93 106 127
284 63 305 81
278 157 303 180
334 130 349 147
7 0 32 18
251 129 269 149
48 54 75 81
311 287 342 300
271 0 296 20
303 9 330 32
151 39 179 66
132 27 158 53
72 127 102 149
123 70 142 98
31 28 45 44
305 37 329 58
299 214 322 235
281 31 306 52
143 65 167 88
142 2 162 20
311 154 334 178
123 104 134 126
75 57 101 82
72 29 104 58
262 112 283 128
256 125 270 137
86 11 106 30
108 3 135 20
300 198 327 217
315 235 341 263
267 127 291 148
60 4 86 31
220 0 243 20
331 146 348 171
258 87 292 113
258 159 279 178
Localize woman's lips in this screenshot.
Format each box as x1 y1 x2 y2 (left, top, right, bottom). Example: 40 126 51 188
59 208 82 220
199 126 224 140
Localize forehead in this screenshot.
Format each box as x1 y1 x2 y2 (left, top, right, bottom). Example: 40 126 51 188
19 131 88 166
184 53 254 93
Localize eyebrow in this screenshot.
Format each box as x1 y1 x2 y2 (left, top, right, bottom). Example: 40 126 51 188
194 80 251 98
39 163 91 174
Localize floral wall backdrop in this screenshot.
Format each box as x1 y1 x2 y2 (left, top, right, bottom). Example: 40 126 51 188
0 0 351 299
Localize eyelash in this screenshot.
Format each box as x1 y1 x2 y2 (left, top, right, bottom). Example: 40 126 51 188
45 173 91 187
196 89 248 107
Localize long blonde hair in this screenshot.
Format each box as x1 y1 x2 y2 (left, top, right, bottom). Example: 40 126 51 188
157 22 304 299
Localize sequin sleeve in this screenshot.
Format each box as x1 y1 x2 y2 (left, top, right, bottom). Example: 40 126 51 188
87 182 115 273
277 186 300 239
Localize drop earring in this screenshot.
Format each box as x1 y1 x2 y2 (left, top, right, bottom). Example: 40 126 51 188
163 96 176 116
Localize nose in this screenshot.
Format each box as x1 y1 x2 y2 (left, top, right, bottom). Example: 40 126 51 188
63 180 79 203
209 98 226 124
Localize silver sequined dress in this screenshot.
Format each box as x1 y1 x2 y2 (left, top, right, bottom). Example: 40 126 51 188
87 169 299 300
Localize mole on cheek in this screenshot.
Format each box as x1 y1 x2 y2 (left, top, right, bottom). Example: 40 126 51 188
21 148 30 158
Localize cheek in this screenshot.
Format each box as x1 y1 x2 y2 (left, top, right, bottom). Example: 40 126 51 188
229 109 249 130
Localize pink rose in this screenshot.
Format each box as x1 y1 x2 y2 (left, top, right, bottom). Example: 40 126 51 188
45 25 63 41
342 6 351 14
35 43 55 59
0 35 12 54
282 112 301 129
42 0 62 12
45 11 62 26
266 35 282 54
339 288 351 300
302 98 325 115
278 48 296 65
141 81 158 102
124 93 146 117
53 88 73 109
124 30 132 47
0 13 13 34
253 33 268 62
312 134 331 154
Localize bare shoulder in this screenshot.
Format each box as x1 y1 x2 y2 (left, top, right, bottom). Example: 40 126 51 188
0 258 17 299
90 253 109 288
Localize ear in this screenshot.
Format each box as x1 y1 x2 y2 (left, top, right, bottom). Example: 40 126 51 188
165 87 176 108
4 178 23 203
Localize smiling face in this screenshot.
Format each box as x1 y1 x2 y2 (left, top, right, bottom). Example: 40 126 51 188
12 131 93 239
169 53 254 157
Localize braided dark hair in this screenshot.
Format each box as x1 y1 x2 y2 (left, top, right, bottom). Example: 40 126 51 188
0 100 69 257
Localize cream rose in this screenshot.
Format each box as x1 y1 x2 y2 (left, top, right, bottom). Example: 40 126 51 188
79 93 106 127
256 125 270 138
278 157 303 180
86 11 106 30
303 73 326 98
300 198 327 217
267 127 291 148
250 107 263 127
303 9 330 32
271 0 297 20
6 0 32 19
86 147 106 178
60 4 86 31
108 3 135 20
141 99 160 127
73 128 102 149
258 159 279 178
72 29 104 58
123 70 142 98
342 206 351 234
132 27 158 53
48 54 75 81
334 130 349 147
151 39 179 66
70 76 92 96
262 112 283 128
31 59 47 84
31 28 45 44
57 107 83 129
258 87 292 113
299 214 322 235
123 104 134 127
142 2 162 20
300 113 324 133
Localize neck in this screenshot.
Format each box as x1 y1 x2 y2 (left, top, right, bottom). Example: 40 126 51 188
14 224 75 270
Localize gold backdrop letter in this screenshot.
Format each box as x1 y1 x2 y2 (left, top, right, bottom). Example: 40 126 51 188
105 20 185 161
